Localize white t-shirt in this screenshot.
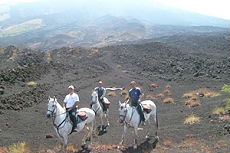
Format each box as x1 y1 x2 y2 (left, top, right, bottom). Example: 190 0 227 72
64 93 79 109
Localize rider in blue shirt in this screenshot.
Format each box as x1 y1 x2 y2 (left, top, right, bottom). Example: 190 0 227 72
94 81 107 112
126 81 145 125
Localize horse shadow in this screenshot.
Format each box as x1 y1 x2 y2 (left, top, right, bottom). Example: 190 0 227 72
121 136 159 153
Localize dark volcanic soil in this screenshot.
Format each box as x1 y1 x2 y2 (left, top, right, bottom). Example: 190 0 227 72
0 36 230 153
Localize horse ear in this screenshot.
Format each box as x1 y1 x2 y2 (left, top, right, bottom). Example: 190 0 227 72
53 96 56 102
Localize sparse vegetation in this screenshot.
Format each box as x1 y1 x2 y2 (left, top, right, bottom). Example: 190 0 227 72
221 84 230 93
8 142 30 153
184 114 200 125
183 88 220 99
189 101 201 107
107 91 116 97
155 93 164 98
212 107 226 115
164 89 172 95
27 81 38 87
163 97 174 103
121 70 128 73
116 64 122 68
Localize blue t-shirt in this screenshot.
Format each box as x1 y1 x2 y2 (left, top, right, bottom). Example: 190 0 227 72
129 87 142 106
95 87 106 100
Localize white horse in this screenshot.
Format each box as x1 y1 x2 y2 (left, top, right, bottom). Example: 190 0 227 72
91 91 110 131
118 100 159 149
46 97 95 152
91 88 123 130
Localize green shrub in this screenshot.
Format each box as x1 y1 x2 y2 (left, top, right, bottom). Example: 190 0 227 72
221 84 230 93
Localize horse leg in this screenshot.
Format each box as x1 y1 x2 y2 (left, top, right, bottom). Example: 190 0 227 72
133 126 139 149
60 134 68 153
145 119 151 139
100 113 104 131
90 122 94 144
119 125 127 145
152 111 159 138
105 110 110 126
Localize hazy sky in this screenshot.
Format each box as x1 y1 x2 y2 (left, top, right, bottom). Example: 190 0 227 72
0 0 229 20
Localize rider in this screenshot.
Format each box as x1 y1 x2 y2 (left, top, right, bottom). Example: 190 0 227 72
64 85 79 131
126 81 145 125
94 80 107 112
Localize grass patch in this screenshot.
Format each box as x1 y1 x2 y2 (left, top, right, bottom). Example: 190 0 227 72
212 107 226 115
27 81 38 87
120 89 128 96
183 88 220 99
8 142 29 153
121 70 128 73
184 114 200 125
221 84 230 93
164 89 172 95
107 91 116 97
189 101 201 107
163 98 174 103
116 65 122 68
165 84 172 89
155 93 164 98
183 92 195 99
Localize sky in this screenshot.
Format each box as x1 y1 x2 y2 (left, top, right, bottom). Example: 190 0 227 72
0 0 229 20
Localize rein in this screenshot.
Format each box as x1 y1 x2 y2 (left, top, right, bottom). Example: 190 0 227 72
48 105 69 132
120 106 135 126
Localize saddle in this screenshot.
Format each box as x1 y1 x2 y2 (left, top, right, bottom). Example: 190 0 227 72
77 111 88 121
103 97 110 108
142 104 152 114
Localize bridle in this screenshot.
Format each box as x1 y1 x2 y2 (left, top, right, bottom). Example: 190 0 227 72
119 105 135 125
47 104 57 117
119 106 128 122
47 101 68 133
91 94 100 114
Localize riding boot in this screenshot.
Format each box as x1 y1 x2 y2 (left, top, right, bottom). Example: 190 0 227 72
69 109 77 129
137 104 145 124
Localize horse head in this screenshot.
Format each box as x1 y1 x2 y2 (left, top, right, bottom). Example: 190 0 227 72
118 101 128 123
91 90 98 104
47 96 57 118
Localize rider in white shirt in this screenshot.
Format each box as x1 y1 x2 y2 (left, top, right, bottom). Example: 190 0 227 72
64 85 79 130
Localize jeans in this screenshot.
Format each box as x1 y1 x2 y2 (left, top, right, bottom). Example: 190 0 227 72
68 108 77 129
132 104 145 122
99 98 108 112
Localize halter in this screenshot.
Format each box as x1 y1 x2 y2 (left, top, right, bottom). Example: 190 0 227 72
47 102 69 133
119 105 135 125
119 106 128 122
47 104 57 117
91 93 101 114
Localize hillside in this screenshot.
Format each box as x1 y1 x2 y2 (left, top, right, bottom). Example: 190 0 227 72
0 33 230 152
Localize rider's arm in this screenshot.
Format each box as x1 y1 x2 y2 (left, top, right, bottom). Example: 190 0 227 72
138 89 143 104
63 95 67 108
71 101 79 109
100 88 106 99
